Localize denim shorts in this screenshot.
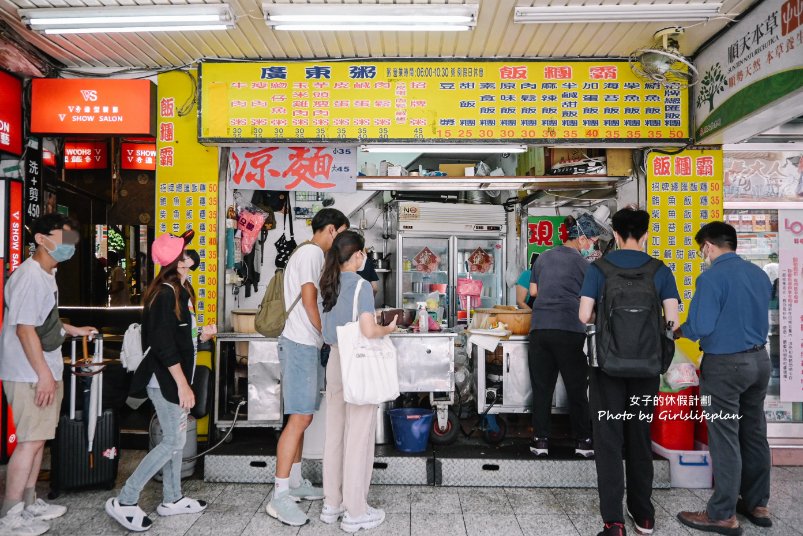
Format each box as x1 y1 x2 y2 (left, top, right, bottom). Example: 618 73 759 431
278 336 324 415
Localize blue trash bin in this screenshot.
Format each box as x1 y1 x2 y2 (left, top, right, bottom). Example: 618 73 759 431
388 408 434 453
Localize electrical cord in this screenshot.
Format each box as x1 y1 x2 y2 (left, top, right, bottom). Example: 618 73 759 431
148 399 245 463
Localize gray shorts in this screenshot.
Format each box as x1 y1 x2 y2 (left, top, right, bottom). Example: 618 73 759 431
278 336 324 415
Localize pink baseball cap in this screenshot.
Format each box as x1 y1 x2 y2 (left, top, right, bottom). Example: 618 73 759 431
152 229 194 266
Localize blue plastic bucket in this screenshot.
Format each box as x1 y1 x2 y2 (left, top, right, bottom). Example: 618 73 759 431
388 408 434 453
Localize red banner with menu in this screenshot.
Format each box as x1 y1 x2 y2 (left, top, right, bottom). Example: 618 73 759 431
0 71 23 156
30 78 156 136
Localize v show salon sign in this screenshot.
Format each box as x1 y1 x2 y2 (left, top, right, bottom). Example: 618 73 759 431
31 79 156 136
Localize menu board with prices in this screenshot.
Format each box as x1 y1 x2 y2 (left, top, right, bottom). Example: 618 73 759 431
199 61 690 144
156 181 219 326
228 146 356 192
778 210 803 401
157 70 220 327
647 149 724 360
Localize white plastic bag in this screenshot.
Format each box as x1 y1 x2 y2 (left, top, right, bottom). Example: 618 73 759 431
664 348 700 390
337 280 400 405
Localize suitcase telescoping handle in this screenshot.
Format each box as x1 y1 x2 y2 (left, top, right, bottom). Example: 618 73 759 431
68 334 102 421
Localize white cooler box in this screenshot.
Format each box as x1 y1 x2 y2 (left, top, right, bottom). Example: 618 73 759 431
652 441 713 489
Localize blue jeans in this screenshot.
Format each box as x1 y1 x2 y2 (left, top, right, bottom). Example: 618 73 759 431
118 387 187 505
278 336 324 414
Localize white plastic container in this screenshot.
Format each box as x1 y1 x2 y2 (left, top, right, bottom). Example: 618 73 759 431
652 440 713 488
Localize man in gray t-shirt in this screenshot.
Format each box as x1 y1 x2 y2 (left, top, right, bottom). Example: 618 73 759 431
0 214 95 532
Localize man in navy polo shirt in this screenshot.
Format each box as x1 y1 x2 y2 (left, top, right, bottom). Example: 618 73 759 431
676 221 773 536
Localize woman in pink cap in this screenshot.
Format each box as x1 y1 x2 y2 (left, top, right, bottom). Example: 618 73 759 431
106 230 215 532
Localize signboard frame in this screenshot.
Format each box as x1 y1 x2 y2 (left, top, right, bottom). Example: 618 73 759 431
198 59 693 146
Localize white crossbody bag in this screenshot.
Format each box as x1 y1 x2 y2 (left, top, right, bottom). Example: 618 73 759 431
336 279 400 405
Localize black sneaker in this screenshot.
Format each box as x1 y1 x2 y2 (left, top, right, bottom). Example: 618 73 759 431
576 438 594 458
598 522 627 536
529 437 549 457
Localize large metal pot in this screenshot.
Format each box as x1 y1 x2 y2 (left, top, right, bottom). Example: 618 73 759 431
368 249 392 270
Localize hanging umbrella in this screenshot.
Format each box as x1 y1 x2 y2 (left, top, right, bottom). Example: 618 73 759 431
84 336 102 468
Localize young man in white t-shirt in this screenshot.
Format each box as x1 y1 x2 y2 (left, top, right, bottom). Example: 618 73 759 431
0 214 96 536
267 208 350 527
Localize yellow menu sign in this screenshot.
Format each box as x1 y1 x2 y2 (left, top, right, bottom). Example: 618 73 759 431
157 69 220 326
199 61 690 144
647 148 724 364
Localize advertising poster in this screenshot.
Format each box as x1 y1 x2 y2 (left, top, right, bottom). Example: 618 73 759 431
64 141 108 170
157 70 219 326
724 150 803 201
695 0 803 142
228 146 356 192
526 216 567 267
778 209 803 401
647 148 724 363
200 60 690 144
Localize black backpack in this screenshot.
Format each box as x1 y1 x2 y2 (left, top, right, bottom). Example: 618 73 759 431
594 257 675 378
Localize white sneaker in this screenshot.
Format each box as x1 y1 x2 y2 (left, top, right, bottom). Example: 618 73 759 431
340 507 386 533
320 504 345 524
156 497 208 517
25 498 67 521
0 503 49 536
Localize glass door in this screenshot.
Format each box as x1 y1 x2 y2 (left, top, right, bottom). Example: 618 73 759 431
725 209 802 426
398 236 450 326
455 236 506 318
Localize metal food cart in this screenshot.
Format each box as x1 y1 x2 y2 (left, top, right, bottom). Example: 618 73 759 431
471 336 569 442
213 330 458 443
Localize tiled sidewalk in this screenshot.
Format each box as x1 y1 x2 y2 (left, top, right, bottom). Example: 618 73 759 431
2 452 801 536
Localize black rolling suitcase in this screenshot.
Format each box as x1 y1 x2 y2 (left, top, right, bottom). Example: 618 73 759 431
50 336 120 499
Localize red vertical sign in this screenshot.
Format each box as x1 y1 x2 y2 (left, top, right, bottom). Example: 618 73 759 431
8 180 23 273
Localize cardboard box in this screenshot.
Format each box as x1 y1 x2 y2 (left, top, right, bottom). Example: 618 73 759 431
439 163 475 176
549 148 587 165
606 149 633 176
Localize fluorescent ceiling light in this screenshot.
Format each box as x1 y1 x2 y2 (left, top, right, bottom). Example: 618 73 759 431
19 4 235 34
514 3 722 24
359 144 528 154
264 4 478 31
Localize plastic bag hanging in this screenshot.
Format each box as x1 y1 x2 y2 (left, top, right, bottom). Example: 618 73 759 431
237 206 267 255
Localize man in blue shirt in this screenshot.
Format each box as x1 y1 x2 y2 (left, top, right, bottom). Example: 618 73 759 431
676 222 773 536
579 208 679 536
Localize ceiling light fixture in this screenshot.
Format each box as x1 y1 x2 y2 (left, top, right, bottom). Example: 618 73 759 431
263 4 478 31
19 4 235 34
514 3 723 24
359 144 528 154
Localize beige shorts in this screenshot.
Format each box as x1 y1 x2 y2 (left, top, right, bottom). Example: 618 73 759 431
5 381 64 442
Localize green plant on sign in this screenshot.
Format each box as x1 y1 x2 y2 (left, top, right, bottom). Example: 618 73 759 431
696 63 729 113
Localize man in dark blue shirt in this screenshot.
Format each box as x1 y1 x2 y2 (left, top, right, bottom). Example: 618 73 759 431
579 208 680 536
676 222 773 536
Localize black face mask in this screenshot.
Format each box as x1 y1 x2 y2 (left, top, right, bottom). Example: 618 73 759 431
186 249 200 271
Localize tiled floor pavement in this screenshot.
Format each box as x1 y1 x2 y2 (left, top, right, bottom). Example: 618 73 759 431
2 451 802 536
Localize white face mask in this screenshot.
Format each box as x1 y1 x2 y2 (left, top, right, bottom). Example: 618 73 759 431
358 251 367 272
702 244 712 266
